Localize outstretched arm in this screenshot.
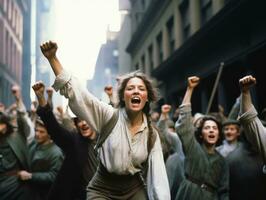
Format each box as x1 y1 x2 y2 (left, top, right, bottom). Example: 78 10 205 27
176 76 200 155
182 76 200 105
40 41 115 134
46 87 54 109
239 75 256 114
32 81 75 150
12 85 34 144
32 81 47 107
104 85 115 106
238 75 266 156
40 41 63 76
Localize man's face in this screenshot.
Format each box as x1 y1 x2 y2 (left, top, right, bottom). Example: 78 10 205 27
77 120 95 138
223 124 240 143
0 123 7 135
35 124 50 144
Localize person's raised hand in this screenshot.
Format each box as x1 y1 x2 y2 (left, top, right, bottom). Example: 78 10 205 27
32 81 45 98
104 85 113 97
46 87 54 97
187 76 200 89
40 41 58 59
11 85 21 101
239 75 256 93
161 104 171 116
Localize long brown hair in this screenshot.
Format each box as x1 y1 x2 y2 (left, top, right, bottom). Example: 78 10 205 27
117 71 158 152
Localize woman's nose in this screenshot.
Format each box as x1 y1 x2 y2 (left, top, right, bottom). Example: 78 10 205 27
133 88 139 93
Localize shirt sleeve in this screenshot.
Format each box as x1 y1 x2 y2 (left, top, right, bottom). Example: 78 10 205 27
238 105 266 158
16 100 35 144
147 132 171 200
52 69 114 133
175 104 197 155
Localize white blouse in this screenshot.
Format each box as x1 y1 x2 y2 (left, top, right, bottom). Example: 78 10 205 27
52 70 170 200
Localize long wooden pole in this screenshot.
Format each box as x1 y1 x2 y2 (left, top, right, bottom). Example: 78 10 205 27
206 62 224 114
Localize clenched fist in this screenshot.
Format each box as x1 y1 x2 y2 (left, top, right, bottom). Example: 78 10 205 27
187 76 200 89
239 75 256 93
32 81 45 98
40 41 58 59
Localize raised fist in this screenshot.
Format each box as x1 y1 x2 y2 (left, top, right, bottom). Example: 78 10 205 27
46 87 54 97
161 104 171 115
40 41 58 59
239 75 256 93
187 76 200 89
32 81 45 98
104 85 113 96
11 85 21 100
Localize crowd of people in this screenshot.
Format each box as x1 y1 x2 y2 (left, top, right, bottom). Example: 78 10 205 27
0 41 265 200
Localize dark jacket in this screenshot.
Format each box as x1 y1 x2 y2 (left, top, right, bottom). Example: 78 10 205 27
37 104 98 200
0 111 32 200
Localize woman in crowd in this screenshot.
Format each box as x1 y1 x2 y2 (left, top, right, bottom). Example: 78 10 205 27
175 76 229 200
40 41 170 200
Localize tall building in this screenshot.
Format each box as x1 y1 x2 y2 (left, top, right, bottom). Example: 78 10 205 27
20 0 31 109
32 0 62 107
87 29 119 101
118 0 132 74
34 0 55 87
126 0 266 115
0 0 31 107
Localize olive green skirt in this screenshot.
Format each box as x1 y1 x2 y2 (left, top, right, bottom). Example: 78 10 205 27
87 163 148 200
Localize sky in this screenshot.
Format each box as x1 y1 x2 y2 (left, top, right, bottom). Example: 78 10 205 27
54 0 120 86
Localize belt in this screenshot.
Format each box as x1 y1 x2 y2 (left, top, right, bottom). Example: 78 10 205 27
186 175 216 193
0 169 19 177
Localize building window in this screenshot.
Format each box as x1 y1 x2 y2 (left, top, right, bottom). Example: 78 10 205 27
200 0 212 25
156 32 163 63
179 0 190 41
148 45 154 69
167 16 175 54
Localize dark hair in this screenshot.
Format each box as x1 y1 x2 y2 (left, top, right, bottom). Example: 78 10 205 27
73 117 81 128
117 71 157 110
117 71 158 152
0 113 14 135
195 115 223 146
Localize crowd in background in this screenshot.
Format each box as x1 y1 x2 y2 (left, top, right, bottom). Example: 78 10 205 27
1 41 266 200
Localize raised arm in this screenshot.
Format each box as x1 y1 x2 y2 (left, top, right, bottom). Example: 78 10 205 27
104 85 115 106
40 41 114 134
182 76 200 105
228 96 240 119
32 81 47 107
239 75 256 114
32 81 76 150
157 104 172 139
175 76 200 155
11 85 35 144
238 75 266 157
40 41 63 76
46 87 54 109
